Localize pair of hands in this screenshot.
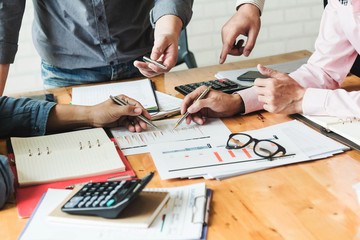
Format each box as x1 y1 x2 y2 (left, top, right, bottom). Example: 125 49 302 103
133 3 261 77
182 65 306 125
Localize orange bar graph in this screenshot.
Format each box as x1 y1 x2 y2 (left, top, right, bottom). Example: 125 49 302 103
214 152 223 162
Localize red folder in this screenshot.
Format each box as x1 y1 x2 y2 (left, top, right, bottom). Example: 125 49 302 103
11 141 135 218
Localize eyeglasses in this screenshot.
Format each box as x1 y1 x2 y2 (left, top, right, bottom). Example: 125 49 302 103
225 133 286 159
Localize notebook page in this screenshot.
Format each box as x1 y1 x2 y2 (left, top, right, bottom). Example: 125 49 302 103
11 128 125 186
329 121 360 146
71 79 158 111
150 91 182 120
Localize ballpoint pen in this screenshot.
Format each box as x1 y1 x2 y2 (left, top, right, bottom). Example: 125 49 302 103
109 95 159 129
173 86 211 130
143 56 167 70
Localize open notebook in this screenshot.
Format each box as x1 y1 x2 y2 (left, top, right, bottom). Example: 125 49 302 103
294 114 360 151
11 128 125 186
71 79 159 112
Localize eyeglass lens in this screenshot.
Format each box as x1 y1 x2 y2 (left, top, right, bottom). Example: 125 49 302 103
228 134 281 158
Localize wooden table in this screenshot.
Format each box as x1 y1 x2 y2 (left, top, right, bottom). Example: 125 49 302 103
2 50 360 240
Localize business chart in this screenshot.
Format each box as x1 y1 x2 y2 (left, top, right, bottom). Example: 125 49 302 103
110 118 231 155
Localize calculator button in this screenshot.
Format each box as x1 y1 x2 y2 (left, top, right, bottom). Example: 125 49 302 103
106 199 115 207
64 200 79 209
78 201 85 208
99 199 107 207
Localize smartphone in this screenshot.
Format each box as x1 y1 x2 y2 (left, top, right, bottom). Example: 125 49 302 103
237 71 268 81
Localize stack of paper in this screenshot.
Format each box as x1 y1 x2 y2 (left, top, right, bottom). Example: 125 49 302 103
149 120 349 180
111 118 231 155
19 183 210 240
150 91 182 120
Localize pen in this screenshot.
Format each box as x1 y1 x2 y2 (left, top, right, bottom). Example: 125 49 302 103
143 56 167 70
109 95 159 129
173 86 211 129
65 181 92 189
107 175 137 181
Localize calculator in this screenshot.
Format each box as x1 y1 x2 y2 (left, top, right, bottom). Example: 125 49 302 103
61 172 154 218
174 79 250 96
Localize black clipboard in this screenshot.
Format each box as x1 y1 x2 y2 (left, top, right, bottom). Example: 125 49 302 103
292 114 360 151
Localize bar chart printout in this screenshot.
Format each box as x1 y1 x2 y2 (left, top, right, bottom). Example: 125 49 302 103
110 118 231 155
149 129 310 180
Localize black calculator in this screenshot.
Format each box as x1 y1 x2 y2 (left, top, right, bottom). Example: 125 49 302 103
174 79 250 96
61 172 154 219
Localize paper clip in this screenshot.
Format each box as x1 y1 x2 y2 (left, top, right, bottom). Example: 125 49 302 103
191 195 206 224
88 140 92 148
37 148 41 156
79 142 83 150
97 139 100 147
28 149 32 157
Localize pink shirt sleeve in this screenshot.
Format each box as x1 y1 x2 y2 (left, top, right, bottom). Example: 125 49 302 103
290 0 359 118
237 0 360 118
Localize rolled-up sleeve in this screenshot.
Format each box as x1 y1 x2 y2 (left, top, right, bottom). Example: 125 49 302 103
150 0 193 28
0 0 26 63
0 97 56 137
236 0 265 15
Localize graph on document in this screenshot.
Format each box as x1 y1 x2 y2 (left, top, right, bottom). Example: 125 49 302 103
113 125 209 150
110 118 232 155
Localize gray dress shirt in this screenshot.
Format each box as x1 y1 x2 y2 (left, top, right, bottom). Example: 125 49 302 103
0 0 193 69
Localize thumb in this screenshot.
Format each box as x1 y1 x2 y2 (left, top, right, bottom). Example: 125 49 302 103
151 38 167 61
257 64 284 79
116 105 143 117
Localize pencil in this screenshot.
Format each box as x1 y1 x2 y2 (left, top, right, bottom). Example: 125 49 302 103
110 95 159 129
173 86 211 129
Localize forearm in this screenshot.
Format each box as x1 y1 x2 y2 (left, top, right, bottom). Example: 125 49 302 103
46 104 92 132
0 64 9 96
154 15 183 40
151 0 193 28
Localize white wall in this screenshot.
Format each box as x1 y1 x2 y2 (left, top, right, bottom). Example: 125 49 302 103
4 0 323 94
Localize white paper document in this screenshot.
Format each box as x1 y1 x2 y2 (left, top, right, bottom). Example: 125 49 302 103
149 120 349 180
111 118 231 155
19 183 207 240
71 79 158 112
150 91 182 120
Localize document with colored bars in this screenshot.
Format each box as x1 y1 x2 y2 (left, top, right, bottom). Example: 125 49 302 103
148 120 349 180
110 118 231 156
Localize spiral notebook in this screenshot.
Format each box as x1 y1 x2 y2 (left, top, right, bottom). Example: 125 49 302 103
294 114 360 151
11 128 125 186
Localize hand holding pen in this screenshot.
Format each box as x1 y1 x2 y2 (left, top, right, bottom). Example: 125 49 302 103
174 86 211 129
110 95 159 129
180 86 243 126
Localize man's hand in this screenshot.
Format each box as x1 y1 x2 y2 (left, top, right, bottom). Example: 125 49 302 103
220 4 261 63
134 15 182 77
181 86 244 125
254 64 306 114
89 95 152 132
47 95 151 133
